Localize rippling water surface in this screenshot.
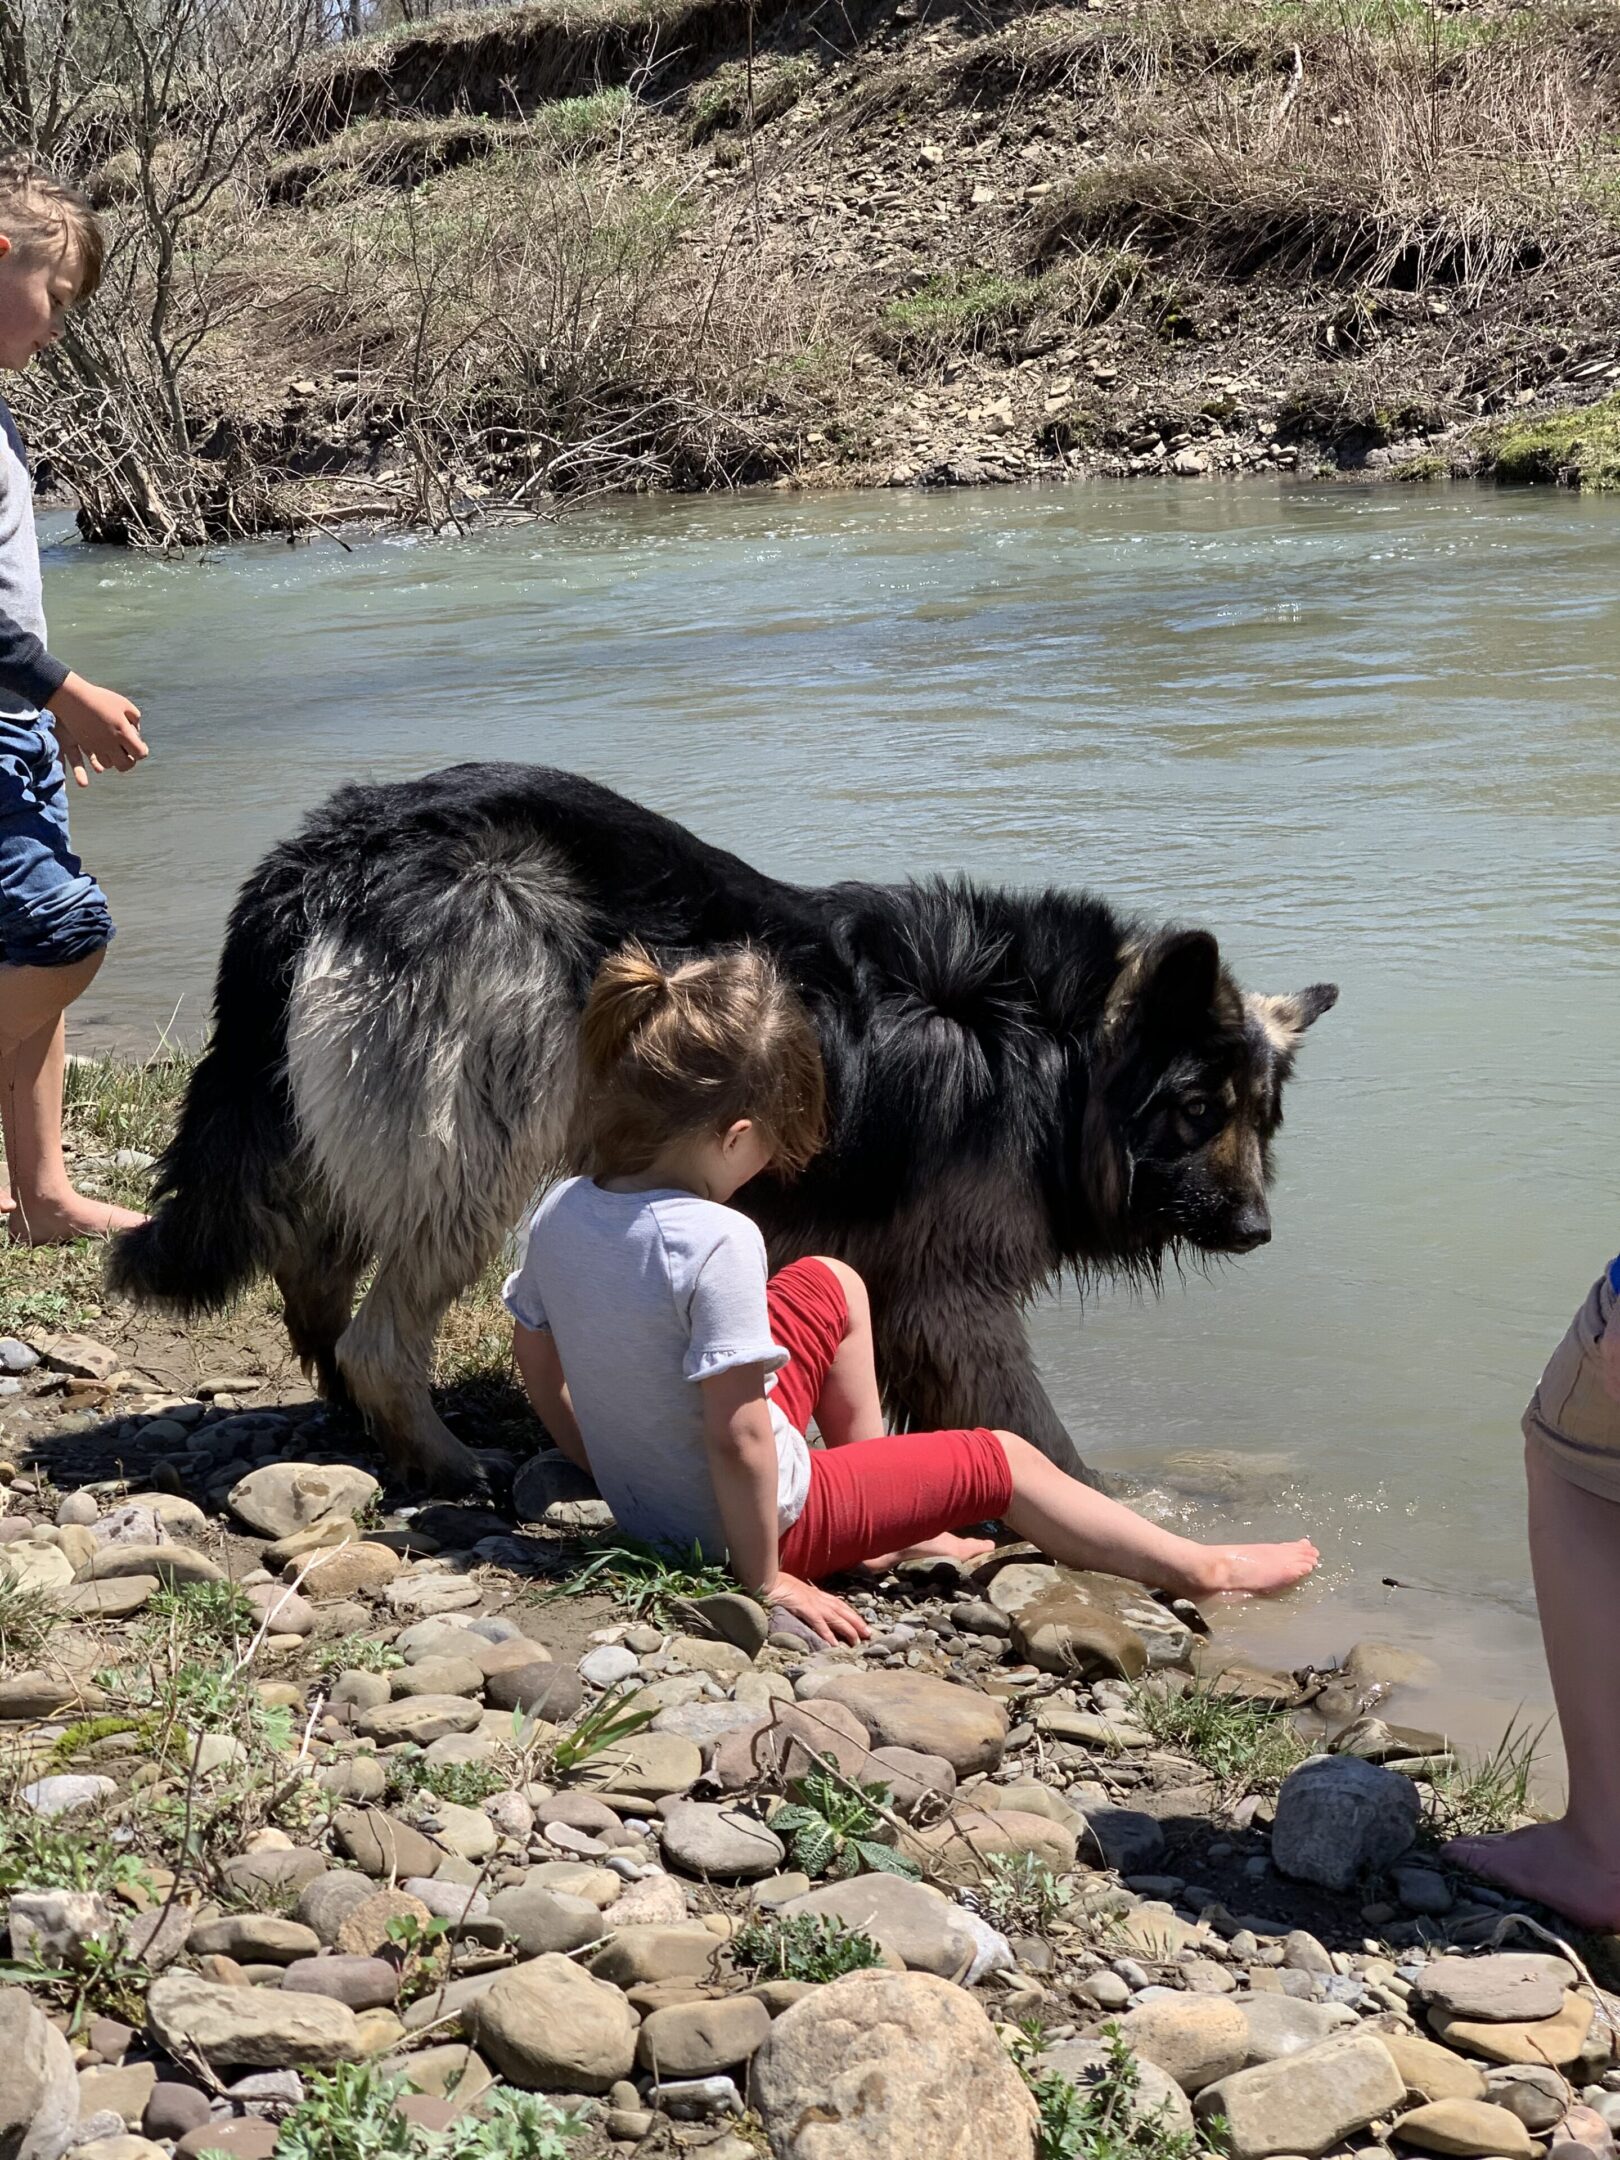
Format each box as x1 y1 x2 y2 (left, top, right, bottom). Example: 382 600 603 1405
45 480 1620 1763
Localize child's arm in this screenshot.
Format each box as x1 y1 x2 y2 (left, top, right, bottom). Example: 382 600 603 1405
700 1364 868 1646
512 1322 591 1473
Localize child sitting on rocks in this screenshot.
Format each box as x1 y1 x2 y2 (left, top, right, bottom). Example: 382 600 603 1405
505 942 1319 1646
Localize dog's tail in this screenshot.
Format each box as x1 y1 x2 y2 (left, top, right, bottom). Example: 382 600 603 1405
107 856 306 1314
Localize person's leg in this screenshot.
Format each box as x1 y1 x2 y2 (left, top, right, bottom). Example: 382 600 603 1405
792 1257 884 1446
0 994 144 1242
1442 1443 1620 1929
997 1431 1318 1595
779 1258 993 1569
0 715 143 1244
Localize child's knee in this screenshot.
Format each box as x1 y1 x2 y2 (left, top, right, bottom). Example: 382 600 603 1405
812 1255 869 1328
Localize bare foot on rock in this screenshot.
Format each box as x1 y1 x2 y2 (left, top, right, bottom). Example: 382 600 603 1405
1187 1537 1320 1597
859 1532 998 1576
1444 1821 1620 1931
8 1193 146 1245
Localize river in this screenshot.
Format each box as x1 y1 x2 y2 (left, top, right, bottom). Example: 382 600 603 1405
43 479 1620 1771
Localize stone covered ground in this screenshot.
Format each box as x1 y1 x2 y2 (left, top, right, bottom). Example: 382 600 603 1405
2 1309 1620 2160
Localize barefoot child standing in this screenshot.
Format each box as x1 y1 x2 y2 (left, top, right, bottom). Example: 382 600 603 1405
0 157 148 1243
506 942 1319 1646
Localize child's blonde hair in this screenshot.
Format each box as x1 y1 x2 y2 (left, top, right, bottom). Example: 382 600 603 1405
0 152 104 301
574 942 826 1179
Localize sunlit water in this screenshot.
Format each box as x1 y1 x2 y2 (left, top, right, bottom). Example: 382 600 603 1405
43 479 1620 1774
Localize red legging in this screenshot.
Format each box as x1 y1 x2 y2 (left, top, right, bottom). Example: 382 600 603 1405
769 1257 1013 1580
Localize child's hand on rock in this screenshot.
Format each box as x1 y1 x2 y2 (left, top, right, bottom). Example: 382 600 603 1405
762 1570 870 1645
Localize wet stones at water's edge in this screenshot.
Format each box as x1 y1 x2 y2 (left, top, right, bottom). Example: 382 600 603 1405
0 1396 1617 2160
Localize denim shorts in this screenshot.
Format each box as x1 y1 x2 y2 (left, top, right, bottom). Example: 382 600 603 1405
0 708 114 967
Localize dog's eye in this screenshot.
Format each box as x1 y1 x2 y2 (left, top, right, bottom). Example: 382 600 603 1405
1182 1096 1209 1121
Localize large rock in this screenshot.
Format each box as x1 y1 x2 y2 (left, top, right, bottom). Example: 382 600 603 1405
1010 1589 1150 1680
9 1889 116 1965
751 1969 1037 2158
1381 2031 1488 2103
485 1886 603 1958
227 1462 379 1539
295 1543 401 1600
145 1972 360 2069
1232 1994 1357 2065
1195 2032 1407 2160
637 1997 770 2077
576 1732 701 1799
470 1955 636 2093
0 1985 78 2160
585 1924 726 1990
1395 2098 1536 2158
1269 1755 1420 1890
511 1452 598 1522
331 1807 447 1881
1115 1997 1249 2094
354 1696 482 1746
780 1877 977 1979
187 1916 319 1965
793 1671 1006 1775
80 1544 223 1587
660 1801 785 1881
1428 1992 1594 2068
1413 1954 1577 2024
708 1699 874 1791
900 1807 1076 1884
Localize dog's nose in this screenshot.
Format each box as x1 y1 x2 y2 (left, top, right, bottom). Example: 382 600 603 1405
1228 1206 1272 1252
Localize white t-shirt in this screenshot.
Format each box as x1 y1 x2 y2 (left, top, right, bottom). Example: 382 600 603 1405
502 1177 811 1561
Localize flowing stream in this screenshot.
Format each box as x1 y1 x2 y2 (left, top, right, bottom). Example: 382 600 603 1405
43 477 1620 1771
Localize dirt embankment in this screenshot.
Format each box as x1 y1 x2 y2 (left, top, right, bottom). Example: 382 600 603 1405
37 0 1620 535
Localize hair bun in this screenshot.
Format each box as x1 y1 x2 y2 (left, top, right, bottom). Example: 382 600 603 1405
580 943 672 1069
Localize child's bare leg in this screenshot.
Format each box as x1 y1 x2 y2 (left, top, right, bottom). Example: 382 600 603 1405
0 959 145 1243
997 1432 1318 1596
805 1257 885 1445
1443 1445 1620 1929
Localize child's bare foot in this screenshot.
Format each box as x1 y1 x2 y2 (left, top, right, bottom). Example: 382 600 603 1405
9 1194 146 1245
858 1532 997 1577
1444 1821 1620 1931
1184 1538 1320 1597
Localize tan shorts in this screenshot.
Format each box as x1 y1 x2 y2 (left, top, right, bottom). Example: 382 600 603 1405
1523 1271 1620 1503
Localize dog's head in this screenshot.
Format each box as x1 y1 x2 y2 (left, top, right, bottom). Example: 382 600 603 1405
1082 929 1337 1258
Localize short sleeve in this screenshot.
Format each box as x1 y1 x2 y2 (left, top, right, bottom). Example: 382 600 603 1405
501 1220 550 1333
681 1222 788 1384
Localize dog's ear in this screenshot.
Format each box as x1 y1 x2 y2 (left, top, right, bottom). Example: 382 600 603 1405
1134 929 1220 1044
1246 982 1339 1052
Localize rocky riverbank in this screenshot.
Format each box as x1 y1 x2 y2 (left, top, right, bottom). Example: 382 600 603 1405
22 0 1620 543
0 1313 1616 2160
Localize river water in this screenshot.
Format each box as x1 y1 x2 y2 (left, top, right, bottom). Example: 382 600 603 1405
43 480 1620 1768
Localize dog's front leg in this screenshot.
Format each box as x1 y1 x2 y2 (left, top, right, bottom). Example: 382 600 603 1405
875 1287 1102 1491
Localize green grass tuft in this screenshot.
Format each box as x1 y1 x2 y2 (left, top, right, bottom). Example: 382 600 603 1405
1130 1678 1310 1793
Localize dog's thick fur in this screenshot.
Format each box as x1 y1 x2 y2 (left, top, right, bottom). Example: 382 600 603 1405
108 764 1337 1495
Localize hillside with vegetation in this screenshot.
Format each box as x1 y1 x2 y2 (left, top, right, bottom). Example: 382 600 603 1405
9 0 1620 542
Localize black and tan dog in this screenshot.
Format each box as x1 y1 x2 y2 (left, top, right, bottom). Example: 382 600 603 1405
109 764 1337 1495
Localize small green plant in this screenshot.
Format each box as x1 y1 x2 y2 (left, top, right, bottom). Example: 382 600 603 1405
0 1936 153 2035
549 1685 659 1777
275 2063 416 2160
975 1852 1073 1935
730 1910 885 1982
0 1576 63 1665
553 1535 733 1623
1487 393 1620 491
1007 2022 1203 2160
149 1579 258 1646
1129 1679 1309 1793
533 87 634 160
1427 1713 1546 1839
314 1637 404 1676
877 270 1050 367
273 2061 582 2160
440 2087 582 2158
773 1773 920 1882
0 1807 152 1897
387 1750 507 1808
